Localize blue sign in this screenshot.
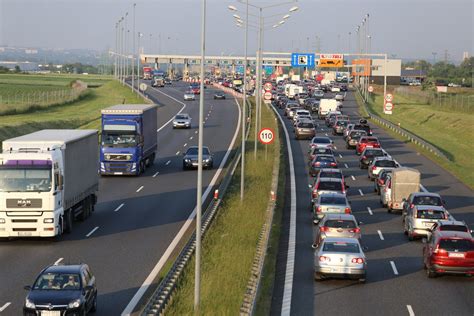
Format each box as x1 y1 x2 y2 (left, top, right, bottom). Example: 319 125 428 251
235 65 244 74
291 53 315 67
264 65 273 75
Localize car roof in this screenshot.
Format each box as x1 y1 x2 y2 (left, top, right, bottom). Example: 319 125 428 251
187 145 209 150
312 137 331 142
322 237 361 244
435 231 473 239
322 214 356 221
411 192 442 198
413 205 445 211
43 264 85 274
318 177 343 183
319 168 342 173
435 220 467 227
373 157 394 162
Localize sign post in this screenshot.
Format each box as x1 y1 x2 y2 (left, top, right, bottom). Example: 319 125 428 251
291 53 316 68
384 93 394 114
258 127 274 160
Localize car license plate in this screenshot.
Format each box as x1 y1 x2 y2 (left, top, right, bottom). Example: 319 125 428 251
18 231 32 237
114 172 123 175
192 163 198 166
328 208 340 212
448 252 465 258
41 311 61 316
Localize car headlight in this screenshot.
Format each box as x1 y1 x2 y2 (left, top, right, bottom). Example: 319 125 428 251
185 158 191 162
0 218 5 224
68 298 81 309
25 298 35 309
43 218 54 224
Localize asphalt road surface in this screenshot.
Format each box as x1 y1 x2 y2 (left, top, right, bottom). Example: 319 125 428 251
0 81 240 315
271 90 474 316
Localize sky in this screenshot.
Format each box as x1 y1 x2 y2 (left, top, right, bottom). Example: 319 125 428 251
0 0 472 62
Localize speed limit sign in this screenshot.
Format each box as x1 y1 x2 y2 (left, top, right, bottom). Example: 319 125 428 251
264 82 273 91
385 102 393 111
258 128 275 145
385 93 394 102
368 86 374 93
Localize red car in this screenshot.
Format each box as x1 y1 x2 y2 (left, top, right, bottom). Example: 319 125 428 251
356 136 380 155
423 231 474 278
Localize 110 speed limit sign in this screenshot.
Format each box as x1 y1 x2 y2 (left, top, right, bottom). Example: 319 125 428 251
258 128 275 145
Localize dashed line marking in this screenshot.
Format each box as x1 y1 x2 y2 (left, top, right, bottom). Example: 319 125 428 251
165 160 171 166
86 226 99 238
358 189 364 196
183 143 187 147
334 146 337 150
406 305 415 316
325 133 328 136
189 136 194 140
0 303 11 312
351 175 356 181
339 154 343 158
152 171 159 178
344 163 349 169
367 207 373 215
390 261 399 275
136 186 144 193
54 257 64 265
176 151 180 155
377 230 385 240
113 203 125 212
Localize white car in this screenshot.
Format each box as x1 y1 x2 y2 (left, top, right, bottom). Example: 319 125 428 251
173 113 192 129
184 91 195 101
331 86 341 92
335 93 345 101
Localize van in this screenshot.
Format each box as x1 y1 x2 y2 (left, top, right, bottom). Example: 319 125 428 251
318 99 339 119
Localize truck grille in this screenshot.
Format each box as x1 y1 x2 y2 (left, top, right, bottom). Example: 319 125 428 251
13 228 36 232
107 154 132 161
105 162 133 172
12 219 37 223
6 199 42 208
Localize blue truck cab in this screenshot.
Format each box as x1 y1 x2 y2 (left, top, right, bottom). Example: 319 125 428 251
100 104 158 176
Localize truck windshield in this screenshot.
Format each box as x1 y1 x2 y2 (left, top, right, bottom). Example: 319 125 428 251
102 132 137 147
0 166 52 192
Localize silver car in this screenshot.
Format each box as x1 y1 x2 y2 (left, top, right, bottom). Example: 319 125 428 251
313 237 367 283
404 205 451 241
183 91 195 101
314 214 361 245
368 157 399 180
172 113 192 129
312 192 351 222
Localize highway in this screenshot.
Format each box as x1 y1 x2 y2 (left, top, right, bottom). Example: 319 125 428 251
271 91 474 316
0 82 240 315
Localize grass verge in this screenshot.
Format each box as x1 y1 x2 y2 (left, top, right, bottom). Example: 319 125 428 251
164 100 279 315
0 80 144 141
356 89 474 188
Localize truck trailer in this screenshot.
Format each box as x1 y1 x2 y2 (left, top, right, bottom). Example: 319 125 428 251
388 167 421 212
0 129 99 238
100 104 158 176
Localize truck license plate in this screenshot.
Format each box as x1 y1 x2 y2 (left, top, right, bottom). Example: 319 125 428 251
18 231 32 237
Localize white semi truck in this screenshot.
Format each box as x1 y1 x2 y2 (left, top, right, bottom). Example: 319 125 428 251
0 130 99 238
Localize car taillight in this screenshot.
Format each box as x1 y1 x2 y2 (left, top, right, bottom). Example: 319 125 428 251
319 255 331 262
372 166 377 170
351 258 364 264
388 182 391 189
350 227 361 233
362 156 367 160
344 207 351 214
378 179 385 185
314 162 321 167
316 206 322 213
330 162 337 167
369 130 373 134
320 226 328 232
410 203 414 209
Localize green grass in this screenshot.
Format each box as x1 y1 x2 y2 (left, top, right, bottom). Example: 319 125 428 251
0 73 111 86
0 80 144 141
165 101 279 315
362 89 474 188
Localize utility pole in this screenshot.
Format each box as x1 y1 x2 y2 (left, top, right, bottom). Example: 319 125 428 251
241 0 248 201
132 3 136 93
432 52 437 64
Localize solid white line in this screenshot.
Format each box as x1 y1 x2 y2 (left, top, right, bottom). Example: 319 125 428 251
0 303 11 312
339 154 343 158
165 160 171 166
390 261 399 275
113 203 125 212
377 230 385 240
367 207 373 215
351 175 356 181
270 104 297 316
121 92 242 316
344 163 349 169
407 305 415 316
86 226 99 238
183 143 187 147
152 88 187 133
152 171 159 178
136 186 144 193
54 257 64 265
359 189 364 196
176 151 180 155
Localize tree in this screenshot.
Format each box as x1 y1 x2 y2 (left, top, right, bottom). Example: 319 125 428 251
14 65 21 73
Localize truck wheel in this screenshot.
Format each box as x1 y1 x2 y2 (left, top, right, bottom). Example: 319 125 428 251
140 161 146 174
64 211 73 234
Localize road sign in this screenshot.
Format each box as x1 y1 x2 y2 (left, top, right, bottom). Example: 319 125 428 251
320 54 344 60
264 65 273 75
319 59 344 68
291 53 316 67
264 82 273 91
264 91 272 100
139 83 147 91
385 102 393 111
258 128 275 145
385 93 394 102
368 86 374 93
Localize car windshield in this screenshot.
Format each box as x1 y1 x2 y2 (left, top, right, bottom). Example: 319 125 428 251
320 196 346 205
413 196 442 206
175 115 188 120
439 225 468 232
102 132 137 147
313 138 330 144
298 122 314 128
0 165 52 192
318 181 342 191
325 220 356 229
351 132 366 139
416 209 445 219
186 147 210 155
33 273 81 291
375 160 397 167
316 156 335 162
336 121 348 126
323 241 360 253
319 171 342 179
312 148 332 155
365 150 383 156
438 239 473 252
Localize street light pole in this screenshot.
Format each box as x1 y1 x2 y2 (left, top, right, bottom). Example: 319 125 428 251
132 3 136 93
137 32 143 94
114 22 118 79
254 7 263 159
241 0 248 201
195 0 206 311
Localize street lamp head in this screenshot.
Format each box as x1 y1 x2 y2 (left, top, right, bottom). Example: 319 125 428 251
283 14 290 19
289 6 299 12
233 14 241 19
228 5 238 11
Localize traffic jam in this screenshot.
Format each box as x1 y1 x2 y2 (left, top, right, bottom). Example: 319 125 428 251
270 77 474 283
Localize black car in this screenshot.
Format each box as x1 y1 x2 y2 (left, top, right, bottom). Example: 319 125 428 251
183 146 214 170
359 148 389 169
214 91 226 99
24 264 97 316
352 123 372 136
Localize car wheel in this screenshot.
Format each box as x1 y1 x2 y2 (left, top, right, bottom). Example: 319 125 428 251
358 276 366 284
182 163 187 170
314 272 323 281
90 294 97 313
387 207 392 213
426 268 437 278
408 230 414 241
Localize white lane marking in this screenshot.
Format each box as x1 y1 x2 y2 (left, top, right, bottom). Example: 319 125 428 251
407 305 415 316
114 203 125 212
358 189 364 196
165 160 171 166
122 91 242 316
367 207 373 215
176 151 180 156
334 146 337 150
152 171 159 178
136 186 144 193
321 128 324 131
325 133 328 136
351 175 356 181
270 104 297 316
344 163 349 169
195 130 198 134
339 154 343 158
377 230 385 240
54 257 64 265
189 136 193 140
183 143 187 147
86 226 99 238
390 261 399 275
0 303 11 312
152 88 187 133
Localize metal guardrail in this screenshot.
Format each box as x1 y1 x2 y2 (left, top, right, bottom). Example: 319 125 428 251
140 86 251 315
356 87 450 161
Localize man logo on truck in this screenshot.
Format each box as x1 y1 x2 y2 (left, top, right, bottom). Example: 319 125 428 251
17 199 32 207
